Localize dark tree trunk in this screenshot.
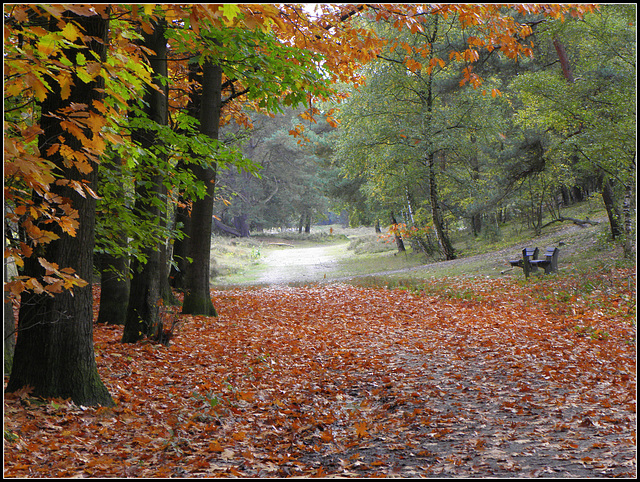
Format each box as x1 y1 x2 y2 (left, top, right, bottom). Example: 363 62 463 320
122 18 169 342
170 62 201 291
471 214 482 237
181 60 222 317
6 11 113 406
170 199 191 290
96 253 129 325
600 176 623 239
234 214 250 237
304 214 311 234
390 212 406 253
96 152 130 325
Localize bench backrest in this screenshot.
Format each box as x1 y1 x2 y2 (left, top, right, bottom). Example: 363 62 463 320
545 247 559 270
524 247 539 259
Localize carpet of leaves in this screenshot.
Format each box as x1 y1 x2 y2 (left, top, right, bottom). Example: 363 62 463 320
4 269 636 477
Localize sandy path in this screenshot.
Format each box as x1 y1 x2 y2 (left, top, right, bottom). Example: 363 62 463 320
256 243 350 285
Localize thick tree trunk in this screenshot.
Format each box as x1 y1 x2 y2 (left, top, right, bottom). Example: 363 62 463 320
122 18 169 342
96 253 129 325
181 60 222 317
6 11 113 406
170 61 201 291
97 153 130 325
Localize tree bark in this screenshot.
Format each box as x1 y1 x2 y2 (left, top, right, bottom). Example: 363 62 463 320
170 62 201 291
427 151 456 259
6 11 113 406
4 260 16 375
390 212 406 253
96 253 129 325
622 156 636 258
97 153 130 325
122 18 169 342
600 176 623 239
181 60 221 317
421 16 455 260
553 37 575 83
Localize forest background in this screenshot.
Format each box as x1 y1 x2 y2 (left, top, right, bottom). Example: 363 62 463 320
3 3 636 477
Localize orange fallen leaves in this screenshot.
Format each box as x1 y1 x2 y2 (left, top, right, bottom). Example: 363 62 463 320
3 270 636 477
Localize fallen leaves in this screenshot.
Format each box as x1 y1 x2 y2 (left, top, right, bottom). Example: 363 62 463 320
3 270 636 477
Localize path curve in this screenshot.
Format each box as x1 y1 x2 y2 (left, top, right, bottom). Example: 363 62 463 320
256 243 350 285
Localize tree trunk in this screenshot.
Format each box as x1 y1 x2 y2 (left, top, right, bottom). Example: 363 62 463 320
4 260 16 375
6 11 113 406
427 151 456 260
553 37 575 83
96 253 129 325
420 17 455 260
390 212 406 253
304 213 311 234
96 152 130 325
622 156 636 258
181 60 221 317
600 176 623 239
170 62 201 291
122 18 169 342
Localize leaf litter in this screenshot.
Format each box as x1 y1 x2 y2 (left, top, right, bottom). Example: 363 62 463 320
3 269 636 477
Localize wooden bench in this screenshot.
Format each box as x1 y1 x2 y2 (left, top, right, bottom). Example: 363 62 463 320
527 247 559 276
509 247 539 272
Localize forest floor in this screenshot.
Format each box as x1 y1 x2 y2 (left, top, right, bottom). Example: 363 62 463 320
4 218 637 478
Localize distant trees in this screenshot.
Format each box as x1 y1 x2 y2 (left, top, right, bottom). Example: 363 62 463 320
329 4 634 258
215 108 330 233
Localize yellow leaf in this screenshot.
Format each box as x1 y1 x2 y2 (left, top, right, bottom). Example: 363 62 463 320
59 73 73 100
60 23 79 42
26 73 49 102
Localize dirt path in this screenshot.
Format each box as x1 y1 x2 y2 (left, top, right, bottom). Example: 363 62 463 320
256 243 350 285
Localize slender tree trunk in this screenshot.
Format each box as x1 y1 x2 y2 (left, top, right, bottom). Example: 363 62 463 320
553 37 575 83
427 151 456 259
304 213 311 234
390 212 406 253
181 60 222 316
622 155 636 258
4 259 16 375
122 18 169 342
600 176 623 239
421 16 455 260
6 11 113 406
